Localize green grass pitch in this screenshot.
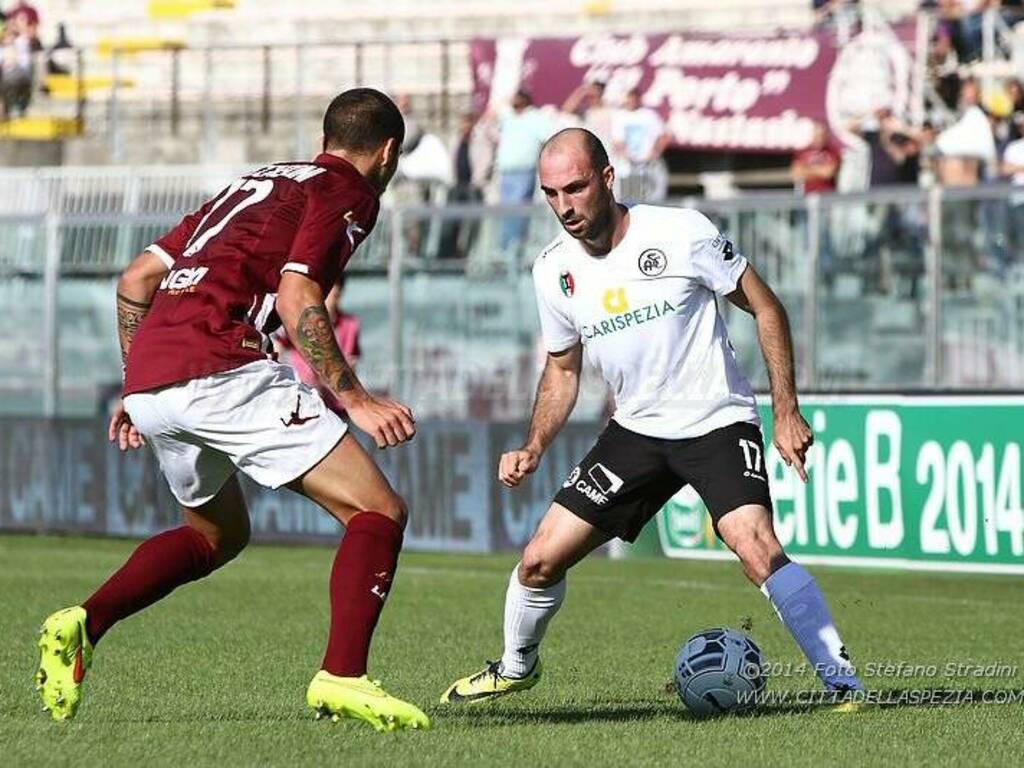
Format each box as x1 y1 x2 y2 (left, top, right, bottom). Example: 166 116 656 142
2 534 1022 766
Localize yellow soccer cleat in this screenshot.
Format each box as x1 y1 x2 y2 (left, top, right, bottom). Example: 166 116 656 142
828 684 869 713
440 658 542 704
306 671 430 732
36 606 93 721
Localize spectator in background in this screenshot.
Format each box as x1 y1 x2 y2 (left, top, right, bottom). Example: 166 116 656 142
439 111 490 260
0 11 35 118
492 88 552 254
46 22 73 76
612 88 669 201
394 93 425 156
1002 0 1024 27
850 110 927 293
791 121 840 289
4 1 39 42
921 1 957 72
917 120 941 185
791 122 841 194
561 80 614 148
850 109 923 187
390 92 451 256
1000 130 1024 272
813 0 861 39
938 0 990 63
1003 77 1024 140
276 274 360 416
934 77 997 184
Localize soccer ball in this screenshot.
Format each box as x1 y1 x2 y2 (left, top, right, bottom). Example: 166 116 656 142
673 627 766 717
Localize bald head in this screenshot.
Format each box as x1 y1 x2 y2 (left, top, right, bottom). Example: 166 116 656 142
540 127 609 175
538 127 617 248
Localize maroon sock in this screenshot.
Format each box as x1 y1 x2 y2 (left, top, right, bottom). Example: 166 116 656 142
321 512 403 678
82 526 216 645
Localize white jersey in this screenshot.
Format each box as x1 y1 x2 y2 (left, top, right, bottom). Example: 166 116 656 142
532 204 759 439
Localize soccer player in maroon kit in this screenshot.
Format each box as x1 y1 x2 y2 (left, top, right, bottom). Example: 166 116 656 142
35 88 430 731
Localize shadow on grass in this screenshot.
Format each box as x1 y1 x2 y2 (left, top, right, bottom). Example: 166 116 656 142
441 688 1024 726
24 688 1020 727
438 700 692 726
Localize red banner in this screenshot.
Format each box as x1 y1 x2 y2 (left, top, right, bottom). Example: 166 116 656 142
470 25 917 153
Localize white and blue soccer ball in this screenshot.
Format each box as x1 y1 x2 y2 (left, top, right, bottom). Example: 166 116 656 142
673 627 766 716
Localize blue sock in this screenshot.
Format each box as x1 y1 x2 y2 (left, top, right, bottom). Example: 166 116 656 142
761 562 863 691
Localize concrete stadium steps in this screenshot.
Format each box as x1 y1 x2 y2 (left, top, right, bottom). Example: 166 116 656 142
17 1 922 163
34 0 818 46
29 0 820 128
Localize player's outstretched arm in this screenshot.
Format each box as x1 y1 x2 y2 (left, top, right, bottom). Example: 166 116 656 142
109 250 170 451
726 265 813 482
276 271 414 449
499 343 583 488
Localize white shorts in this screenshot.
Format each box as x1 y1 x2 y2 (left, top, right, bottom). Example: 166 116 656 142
124 359 348 507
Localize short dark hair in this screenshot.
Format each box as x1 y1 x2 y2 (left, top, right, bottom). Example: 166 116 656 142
541 127 610 172
323 88 405 153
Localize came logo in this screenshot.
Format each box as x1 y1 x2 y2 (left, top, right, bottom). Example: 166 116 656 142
588 463 624 495
638 248 667 276
559 271 575 297
160 266 209 294
570 462 625 505
602 287 629 314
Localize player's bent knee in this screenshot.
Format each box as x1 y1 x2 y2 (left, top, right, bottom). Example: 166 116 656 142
731 535 787 587
374 492 409 531
193 522 250 567
518 549 564 589
736 548 772 586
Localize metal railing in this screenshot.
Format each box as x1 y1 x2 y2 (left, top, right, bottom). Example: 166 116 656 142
12 39 472 162
2 166 1024 419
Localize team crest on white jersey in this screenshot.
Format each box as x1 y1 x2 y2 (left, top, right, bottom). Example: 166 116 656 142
559 271 575 297
638 248 667 277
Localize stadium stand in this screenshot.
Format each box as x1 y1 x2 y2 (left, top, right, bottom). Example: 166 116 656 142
3 0 1024 421
5 0 919 164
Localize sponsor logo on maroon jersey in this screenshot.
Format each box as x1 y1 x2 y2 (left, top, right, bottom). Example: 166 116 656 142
159 266 209 295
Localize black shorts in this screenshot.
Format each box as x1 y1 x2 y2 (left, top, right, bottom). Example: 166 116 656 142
553 420 773 542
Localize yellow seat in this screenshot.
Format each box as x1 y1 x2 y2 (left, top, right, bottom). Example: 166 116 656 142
0 116 81 140
43 74 135 99
95 37 186 58
148 0 236 19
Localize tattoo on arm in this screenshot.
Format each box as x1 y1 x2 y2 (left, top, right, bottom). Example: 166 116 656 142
116 293 151 366
296 304 359 395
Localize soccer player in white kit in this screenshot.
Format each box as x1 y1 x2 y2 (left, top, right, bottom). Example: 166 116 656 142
441 128 863 704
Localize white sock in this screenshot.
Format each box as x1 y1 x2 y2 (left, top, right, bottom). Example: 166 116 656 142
499 565 565 678
761 562 863 691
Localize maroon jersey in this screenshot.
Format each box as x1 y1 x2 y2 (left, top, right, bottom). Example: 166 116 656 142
123 153 378 396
